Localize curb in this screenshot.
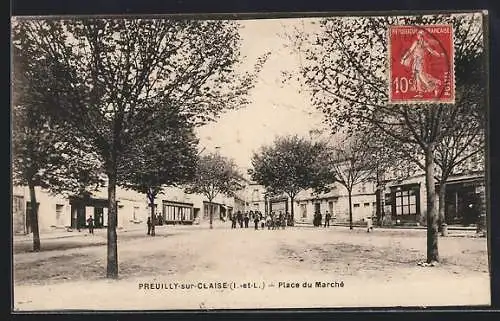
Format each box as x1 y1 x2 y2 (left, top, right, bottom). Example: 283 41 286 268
13 227 145 243
294 222 479 231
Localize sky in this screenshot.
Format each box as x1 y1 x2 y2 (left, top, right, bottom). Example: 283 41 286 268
196 18 328 172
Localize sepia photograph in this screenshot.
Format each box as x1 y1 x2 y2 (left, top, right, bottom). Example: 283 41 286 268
11 10 490 311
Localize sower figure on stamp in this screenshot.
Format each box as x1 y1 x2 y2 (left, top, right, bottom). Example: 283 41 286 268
400 30 445 98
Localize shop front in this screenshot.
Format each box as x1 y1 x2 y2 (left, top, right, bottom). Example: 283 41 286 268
69 196 111 229
441 177 485 226
388 183 421 224
162 200 194 225
269 196 289 215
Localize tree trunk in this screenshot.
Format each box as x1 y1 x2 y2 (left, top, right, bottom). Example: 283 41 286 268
348 189 353 230
149 194 156 237
107 173 119 279
425 145 439 263
290 195 295 226
438 182 446 233
28 182 41 252
209 200 213 229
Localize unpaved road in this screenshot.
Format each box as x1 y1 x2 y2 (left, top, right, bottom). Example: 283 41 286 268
13 225 491 310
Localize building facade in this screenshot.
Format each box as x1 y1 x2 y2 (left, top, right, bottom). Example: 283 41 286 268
12 183 236 235
248 172 486 227
382 172 486 226
293 180 378 224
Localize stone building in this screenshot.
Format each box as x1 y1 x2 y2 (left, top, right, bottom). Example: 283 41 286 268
12 183 235 235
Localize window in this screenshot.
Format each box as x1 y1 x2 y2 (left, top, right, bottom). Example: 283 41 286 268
364 203 370 207
133 206 139 220
164 204 194 221
55 204 64 225
353 204 360 208
395 189 418 216
252 189 259 201
385 193 392 205
56 204 64 220
300 204 307 218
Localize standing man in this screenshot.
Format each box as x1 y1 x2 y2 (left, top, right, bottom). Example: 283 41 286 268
254 212 259 230
244 212 250 228
315 211 322 227
237 211 243 228
147 217 152 235
231 213 237 229
87 215 94 234
324 211 331 228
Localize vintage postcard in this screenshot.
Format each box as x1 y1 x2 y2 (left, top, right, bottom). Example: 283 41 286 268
11 11 490 311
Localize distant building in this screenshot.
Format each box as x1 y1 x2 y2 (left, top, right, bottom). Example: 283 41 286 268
247 182 267 213
12 183 235 235
382 171 485 226
293 180 377 224
255 172 486 227
232 180 267 214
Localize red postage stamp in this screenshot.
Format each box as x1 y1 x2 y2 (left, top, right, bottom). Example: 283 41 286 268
388 24 455 104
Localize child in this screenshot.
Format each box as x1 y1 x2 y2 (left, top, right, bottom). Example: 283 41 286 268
366 215 374 233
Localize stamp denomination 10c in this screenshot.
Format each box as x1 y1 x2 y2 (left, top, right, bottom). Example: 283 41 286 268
388 24 455 104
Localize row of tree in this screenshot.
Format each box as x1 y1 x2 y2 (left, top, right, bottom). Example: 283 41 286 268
12 18 266 278
282 13 486 263
248 132 398 230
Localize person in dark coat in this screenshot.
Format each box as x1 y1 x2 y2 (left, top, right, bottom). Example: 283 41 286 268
237 211 244 228
231 213 237 229
324 211 331 228
87 215 94 234
244 212 250 228
254 212 259 230
147 217 152 235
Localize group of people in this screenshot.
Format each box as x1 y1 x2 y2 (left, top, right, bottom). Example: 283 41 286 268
313 210 333 227
146 214 164 235
230 210 292 230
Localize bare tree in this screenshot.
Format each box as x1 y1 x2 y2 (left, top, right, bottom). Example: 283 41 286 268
327 134 378 229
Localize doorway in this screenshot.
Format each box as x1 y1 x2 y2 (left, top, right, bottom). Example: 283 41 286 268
94 207 104 228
